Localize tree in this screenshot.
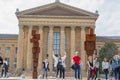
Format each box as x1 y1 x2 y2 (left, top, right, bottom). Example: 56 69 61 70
98 41 118 73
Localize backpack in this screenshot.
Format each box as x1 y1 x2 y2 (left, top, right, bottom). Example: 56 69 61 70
2 62 7 70
57 58 63 69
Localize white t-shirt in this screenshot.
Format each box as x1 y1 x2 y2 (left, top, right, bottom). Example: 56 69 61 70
102 61 109 69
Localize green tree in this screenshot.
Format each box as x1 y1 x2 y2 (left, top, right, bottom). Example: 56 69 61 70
98 41 118 73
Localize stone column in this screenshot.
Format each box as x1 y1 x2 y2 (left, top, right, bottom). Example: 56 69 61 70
17 24 24 71
38 26 43 72
48 26 54 73
60 26 65 56
11 45 15 70
26 25 33 71
71 26 75 64
80 27 86 70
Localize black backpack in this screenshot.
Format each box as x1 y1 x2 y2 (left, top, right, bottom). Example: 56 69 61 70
57 58 63 69
2 62 7 69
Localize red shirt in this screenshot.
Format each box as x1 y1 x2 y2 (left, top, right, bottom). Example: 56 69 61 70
73 56 81 65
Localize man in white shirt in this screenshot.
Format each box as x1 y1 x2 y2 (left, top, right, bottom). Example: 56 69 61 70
53 51 66 79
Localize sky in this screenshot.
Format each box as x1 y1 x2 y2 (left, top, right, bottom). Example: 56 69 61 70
0 0 120 36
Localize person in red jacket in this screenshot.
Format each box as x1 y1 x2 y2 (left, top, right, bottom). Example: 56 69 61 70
72 51 81 79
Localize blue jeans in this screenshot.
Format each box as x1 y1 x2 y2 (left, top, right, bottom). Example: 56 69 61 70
115 67 120 79
74 65 80 79
43 68 48 79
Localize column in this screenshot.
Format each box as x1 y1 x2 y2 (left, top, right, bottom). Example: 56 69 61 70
71 26 75 64
17 24 24 71
11 45 15 70
26 25 33 71
48 26 54 73
80 27 86 70
60 26 65 56
38 26 43 72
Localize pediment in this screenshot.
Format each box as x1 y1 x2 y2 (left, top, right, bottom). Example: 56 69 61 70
16 2 98 18
25 6 89 16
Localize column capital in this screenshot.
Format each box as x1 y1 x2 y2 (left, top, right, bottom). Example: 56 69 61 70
39 26 43 29
80 27 86 30
18 24 24 27
89 26 94 28
49 26 54 30
71 26 75 30
18 24 24 29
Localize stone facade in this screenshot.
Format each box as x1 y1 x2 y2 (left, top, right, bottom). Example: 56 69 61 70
2 2 118 74
0 34 18 72
0 35 120 72
15 2 98 74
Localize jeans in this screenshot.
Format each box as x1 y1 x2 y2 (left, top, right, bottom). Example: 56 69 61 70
43 68 48 79
74 65 80 79
114 66 120 80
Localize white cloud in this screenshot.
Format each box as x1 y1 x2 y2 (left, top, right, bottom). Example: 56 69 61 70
0 0 120 36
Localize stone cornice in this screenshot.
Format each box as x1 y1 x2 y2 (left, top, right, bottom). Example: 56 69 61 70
17 15 97 20
19 20 95 27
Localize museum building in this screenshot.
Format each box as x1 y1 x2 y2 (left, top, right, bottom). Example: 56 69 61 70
0 1 120 74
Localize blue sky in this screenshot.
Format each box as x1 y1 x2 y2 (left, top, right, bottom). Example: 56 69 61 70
0 0 120 36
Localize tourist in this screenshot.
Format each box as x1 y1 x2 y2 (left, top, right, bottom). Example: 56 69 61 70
53 51 66 79
0 56 3 66
102 58 109 80
0 56 3 78
1 58 8 78
72 51 81 80
42 58 49 79
112 55 120 80
109 60 115 80
87 56 96 80
93 57 99 80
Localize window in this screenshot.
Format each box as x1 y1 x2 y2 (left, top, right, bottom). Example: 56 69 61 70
46 33 50 57
15 47 18 54
46 32 66 55
14 58 17 68
53 32 60 54
6 47 10 53
0 48 1 54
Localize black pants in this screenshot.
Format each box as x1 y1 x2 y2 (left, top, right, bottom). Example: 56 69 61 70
56 67 65 79
1 69 7 77
104 69 109 80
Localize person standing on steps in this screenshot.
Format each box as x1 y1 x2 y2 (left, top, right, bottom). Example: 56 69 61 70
93 57 99 80
1 58 8 78
53 51 66 79
87 56 96 80
0 56 3 77
42 58 49 79
102 58 109 80
112 55 120 80
72 51 81 80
